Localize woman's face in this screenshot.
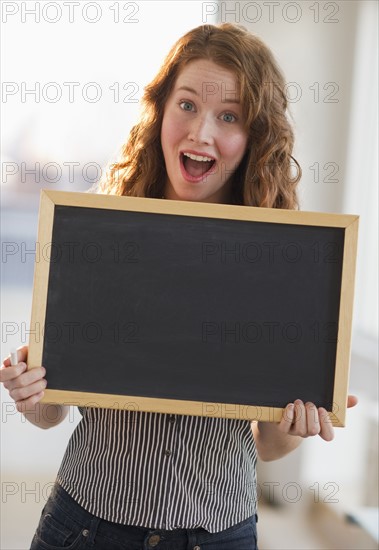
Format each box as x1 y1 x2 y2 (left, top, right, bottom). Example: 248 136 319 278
161 59 248 203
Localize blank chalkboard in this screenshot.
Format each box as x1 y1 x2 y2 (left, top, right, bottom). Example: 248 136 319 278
28 191 359 425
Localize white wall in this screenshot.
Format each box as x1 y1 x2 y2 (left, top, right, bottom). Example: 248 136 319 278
204 0 358 211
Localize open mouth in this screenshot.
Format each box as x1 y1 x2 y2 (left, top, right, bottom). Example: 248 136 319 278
180 152 216 181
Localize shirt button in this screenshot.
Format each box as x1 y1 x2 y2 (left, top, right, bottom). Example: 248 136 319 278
193 546 201 550
164 449 172 456
148 534 160 546
169 415 175 424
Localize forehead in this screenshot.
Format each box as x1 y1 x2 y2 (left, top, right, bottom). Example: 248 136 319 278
173 59 240 102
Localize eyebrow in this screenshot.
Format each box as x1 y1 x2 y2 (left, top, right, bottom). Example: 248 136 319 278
176 85 241 104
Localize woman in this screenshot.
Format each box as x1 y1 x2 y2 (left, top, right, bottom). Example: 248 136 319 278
1 23 357 550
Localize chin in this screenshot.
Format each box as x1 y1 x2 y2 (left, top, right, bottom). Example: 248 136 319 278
168 185 199 202
175 192 200 202
167 179 224 203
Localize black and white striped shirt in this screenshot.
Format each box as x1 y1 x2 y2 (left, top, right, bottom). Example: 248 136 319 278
57 407 257 532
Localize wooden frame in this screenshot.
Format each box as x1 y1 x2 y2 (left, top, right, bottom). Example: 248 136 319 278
28 190 359 426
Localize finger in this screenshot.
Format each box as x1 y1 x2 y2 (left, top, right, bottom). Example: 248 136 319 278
10 379 47 403
347 395 358 408
5 367 46 391
0 362 27 383
16 391 45 414
292 400 307 436
305 402 321 436
318 407 334 441
278 403 295 433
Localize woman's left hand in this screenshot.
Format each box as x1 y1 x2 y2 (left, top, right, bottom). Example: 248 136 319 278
277 395 359 442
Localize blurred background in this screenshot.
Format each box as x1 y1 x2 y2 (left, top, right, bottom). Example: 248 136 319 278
1 1 378 548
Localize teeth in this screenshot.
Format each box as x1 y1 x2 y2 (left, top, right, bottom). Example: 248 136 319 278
183 152 214 162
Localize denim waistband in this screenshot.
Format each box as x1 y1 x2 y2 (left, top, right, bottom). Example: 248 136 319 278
50 481 256 541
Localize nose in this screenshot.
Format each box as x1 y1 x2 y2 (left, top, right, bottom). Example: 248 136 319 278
187 114 215 145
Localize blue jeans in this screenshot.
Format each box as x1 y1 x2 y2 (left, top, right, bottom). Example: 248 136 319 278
30 482 258 550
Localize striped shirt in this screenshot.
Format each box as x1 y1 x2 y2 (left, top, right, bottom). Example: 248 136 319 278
57 407 258 533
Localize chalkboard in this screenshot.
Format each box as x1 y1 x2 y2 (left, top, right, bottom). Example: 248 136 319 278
28 191 359 426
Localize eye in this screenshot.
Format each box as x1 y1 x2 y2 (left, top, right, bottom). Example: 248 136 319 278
179 101 195 112
221 112 237 123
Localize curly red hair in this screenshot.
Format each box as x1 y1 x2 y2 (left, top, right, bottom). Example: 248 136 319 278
97 23 301 209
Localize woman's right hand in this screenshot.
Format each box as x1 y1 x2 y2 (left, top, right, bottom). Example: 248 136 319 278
0 345 47 413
